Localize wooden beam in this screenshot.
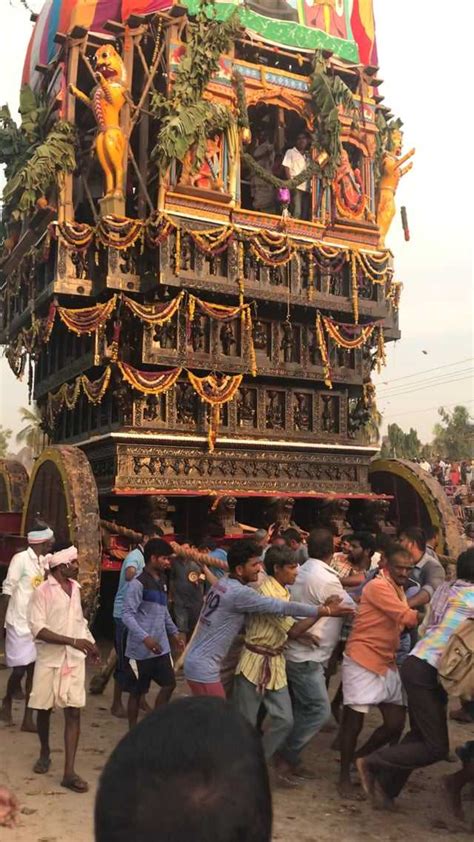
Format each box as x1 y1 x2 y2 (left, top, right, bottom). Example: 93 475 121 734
2 209 55 276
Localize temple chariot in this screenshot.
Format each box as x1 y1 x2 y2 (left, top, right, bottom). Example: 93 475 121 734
0 0 460 614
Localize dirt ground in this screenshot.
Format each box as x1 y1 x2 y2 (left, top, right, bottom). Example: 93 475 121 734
1 655 473 842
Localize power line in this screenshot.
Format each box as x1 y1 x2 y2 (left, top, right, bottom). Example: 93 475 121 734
377 374 473 401
379 399 474 419
377 368 474 398
375 357 474 386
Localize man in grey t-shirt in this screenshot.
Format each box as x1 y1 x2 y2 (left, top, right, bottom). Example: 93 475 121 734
183 539 355 698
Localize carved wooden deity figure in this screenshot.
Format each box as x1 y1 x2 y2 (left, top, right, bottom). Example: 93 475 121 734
70 45 128 200
281 320 294 363
318 499 351 537
377 129 415 246
207 496 243 537
220 323 236 356
143 495 174 534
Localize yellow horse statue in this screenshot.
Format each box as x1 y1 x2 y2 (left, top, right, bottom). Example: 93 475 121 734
69 45 127 200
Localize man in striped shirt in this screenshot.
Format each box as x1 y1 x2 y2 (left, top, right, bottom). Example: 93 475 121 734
234 546 348 768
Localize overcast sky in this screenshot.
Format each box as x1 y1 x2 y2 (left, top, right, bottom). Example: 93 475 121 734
0 0 472 444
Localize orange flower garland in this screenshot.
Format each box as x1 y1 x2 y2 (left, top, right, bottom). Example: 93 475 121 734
187 371 243 451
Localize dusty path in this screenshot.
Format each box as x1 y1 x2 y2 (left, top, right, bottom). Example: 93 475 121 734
1 659 472 841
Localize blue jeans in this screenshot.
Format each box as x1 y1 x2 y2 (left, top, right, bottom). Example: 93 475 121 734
279 660 331 767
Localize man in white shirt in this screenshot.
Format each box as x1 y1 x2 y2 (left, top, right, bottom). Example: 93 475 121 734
276 529 355 779
282 133 312 220
0 521 54 730
27 544 99 792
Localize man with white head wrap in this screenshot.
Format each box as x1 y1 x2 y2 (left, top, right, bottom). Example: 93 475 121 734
27 542 99 792
0 520 54 730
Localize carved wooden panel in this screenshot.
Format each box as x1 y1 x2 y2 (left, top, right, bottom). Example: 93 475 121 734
112 443 371 494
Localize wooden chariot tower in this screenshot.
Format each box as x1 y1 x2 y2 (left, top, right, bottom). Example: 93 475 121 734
0 0 409 544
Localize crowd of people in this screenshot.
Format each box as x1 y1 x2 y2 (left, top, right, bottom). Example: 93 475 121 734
1 516 473 836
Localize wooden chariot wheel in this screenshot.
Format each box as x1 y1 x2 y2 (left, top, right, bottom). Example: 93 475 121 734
0 459 29 513
21 445 101 619
369 458 463 559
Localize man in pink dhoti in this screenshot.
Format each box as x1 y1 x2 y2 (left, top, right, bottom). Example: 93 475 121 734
0 521 54 730
27 544 99 793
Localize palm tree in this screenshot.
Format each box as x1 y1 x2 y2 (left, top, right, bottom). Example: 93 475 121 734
16 405 45 457
365 407 383 446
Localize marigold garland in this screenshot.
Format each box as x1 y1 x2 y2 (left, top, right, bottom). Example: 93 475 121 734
350 252 359 324
322 315 379 349
46 368 113 426
56 296 117 335
55 211 391 290
97 216 144 250
117 362 183 395
315 312 332 389
187 371 243 452
57 221 94 252
122 292 184 325
376 326 387 374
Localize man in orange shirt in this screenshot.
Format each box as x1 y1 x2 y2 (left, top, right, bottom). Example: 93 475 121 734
338 544 418 798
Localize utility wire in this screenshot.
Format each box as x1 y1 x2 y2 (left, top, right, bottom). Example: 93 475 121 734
378 374 473 401
379 399 474 419
376 357 474 386
377 367 474 398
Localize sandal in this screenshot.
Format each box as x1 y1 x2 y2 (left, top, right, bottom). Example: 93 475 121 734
33 756 51 774
61 774 89 793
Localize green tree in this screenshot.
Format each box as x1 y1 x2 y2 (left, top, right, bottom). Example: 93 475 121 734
0 425 12 457
16 405 44 456
380 423 422 460
432 405 474 461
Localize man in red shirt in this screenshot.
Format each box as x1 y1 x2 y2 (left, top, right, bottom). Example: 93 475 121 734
338 544 418 798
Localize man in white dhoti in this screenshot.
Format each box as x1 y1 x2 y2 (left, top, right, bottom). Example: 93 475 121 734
0 521 54 730
27 544 99 792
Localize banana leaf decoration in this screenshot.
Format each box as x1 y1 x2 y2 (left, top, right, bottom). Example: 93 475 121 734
0 85 76 220
150 0 240 175
3 121 77 220
309 50 359 183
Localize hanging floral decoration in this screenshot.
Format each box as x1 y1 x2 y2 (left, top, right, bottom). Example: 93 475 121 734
376 326 387 374
117 362 183 395
96 215 144 250
187 295 256 376
350 252 359 324
43 300 57 342
315 312 387 388
57 221 94 252
55 296 117 335
55 211 391 291
354 250 391 284
188 226 234 256
247 230 294 267
46 368 111 426
145 212 176 246
386 280 402 310
187 371 243 452
315 312 333 389
122 291 184 325
322 315 380 349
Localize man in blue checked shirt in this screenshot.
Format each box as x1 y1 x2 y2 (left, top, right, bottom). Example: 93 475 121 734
122 538 184 730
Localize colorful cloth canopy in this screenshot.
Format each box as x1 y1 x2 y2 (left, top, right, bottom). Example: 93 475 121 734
23 0 378 93
22 0 122 90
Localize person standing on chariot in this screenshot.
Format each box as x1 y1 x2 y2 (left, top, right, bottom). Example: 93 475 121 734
0 520 54 730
